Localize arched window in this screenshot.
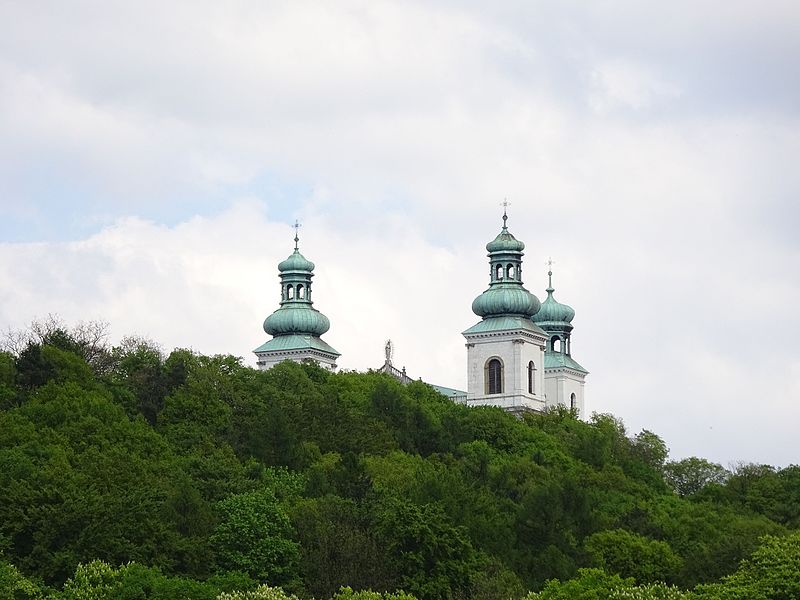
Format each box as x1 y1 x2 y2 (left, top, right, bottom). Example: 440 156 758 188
507 264 515 279
570 393 577 411
495 264 503 280
528 361 535 394
486 358 503 394
287 284 294 300
551 336 560 352
297 284 305 299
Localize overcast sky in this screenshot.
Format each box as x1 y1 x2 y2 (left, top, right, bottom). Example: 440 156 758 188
1 0 798 467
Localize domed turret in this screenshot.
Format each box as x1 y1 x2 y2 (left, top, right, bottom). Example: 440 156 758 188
278 249 315 273
533 265 583 361
532 270 575 327
264 304 330 336
472 286 540 318
470 209 540 319
254 222 340 371
486 229 525 253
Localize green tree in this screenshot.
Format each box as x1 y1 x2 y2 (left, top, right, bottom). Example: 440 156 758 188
375 498 476 600
584 529 682 584
0 560 46 599
56 560 218 599
210 489 300 586
291 496 389 598
216 584 299 600
522 568 633 600
610 583 688 599
662 458 729 497
331 587 418 600
691 531 800 599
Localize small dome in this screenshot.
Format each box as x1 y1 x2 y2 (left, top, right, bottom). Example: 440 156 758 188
278 249 315 273
264 305 330 336
486 230 525 253
472 285 540 318
532 289 575 325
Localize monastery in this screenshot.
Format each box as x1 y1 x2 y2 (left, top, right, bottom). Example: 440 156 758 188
254 211 588 417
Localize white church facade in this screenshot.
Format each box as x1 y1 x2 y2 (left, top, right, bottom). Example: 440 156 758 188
254 212 588 417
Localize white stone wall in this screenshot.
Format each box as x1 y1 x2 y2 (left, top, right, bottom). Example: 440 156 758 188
465 329 547 411
544 368 586 418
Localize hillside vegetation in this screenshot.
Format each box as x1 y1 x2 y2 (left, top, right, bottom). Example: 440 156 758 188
1 321 799 599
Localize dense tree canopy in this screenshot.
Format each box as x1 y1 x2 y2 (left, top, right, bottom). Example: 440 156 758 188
0 323 798 598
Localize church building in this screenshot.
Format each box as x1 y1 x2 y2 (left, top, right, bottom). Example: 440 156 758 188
254 212 587 417
463 210 587 416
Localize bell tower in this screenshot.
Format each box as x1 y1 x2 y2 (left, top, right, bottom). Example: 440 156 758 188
254 223 340 371
462 210 548 413
532 265 588 417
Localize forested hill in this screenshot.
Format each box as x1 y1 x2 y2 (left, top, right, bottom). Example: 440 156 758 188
1 324 799 599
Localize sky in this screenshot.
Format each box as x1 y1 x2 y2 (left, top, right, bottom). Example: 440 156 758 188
1 0 799 467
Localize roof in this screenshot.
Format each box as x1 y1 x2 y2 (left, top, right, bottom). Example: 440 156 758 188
463 315 548 336
429 383 467 398
544 351 588 374
254 334 340 356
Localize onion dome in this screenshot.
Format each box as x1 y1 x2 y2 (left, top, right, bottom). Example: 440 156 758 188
486 223 526 253
262 225 333 338
472 286 540 318
532 269 575 327
471 209 541 319
264 305 330 336
278 249 315 273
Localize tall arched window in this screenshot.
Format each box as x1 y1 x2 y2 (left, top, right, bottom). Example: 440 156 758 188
551 335 560 352
528 361 535 394
287 284 294 300
506 264 515 279
495 264 503 280
486 358 503 394
297 284 305 299
570 393 576 411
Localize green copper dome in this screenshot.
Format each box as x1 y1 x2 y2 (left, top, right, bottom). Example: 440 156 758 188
264 304 330 336
261 228 334 340
486 229 525 253
533 290 575 325
532 270 575 328
473 285 540 318
278 249 315 273
471 210 541 319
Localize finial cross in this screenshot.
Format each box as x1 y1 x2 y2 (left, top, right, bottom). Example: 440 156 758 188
501 198 510 228
293 219 301 250
546 256 555 272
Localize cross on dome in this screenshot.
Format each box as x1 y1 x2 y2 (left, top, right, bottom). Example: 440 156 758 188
293 220 302 250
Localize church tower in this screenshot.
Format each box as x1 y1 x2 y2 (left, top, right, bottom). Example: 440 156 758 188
463 211 549 413
254 227 340 371
532 266 588 417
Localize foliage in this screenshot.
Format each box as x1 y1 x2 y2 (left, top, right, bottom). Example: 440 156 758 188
0 560 46 599
330 587 418 600
611 582 688 599
57 559 218 599
210 488 300 586
521 568 633 599
691 530 800 599
662 458 729 497
584 528 682 584
0 323 798 600
216 584 299 600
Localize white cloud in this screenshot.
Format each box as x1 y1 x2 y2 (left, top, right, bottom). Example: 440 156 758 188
589 59 681 112
0 1 798 466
